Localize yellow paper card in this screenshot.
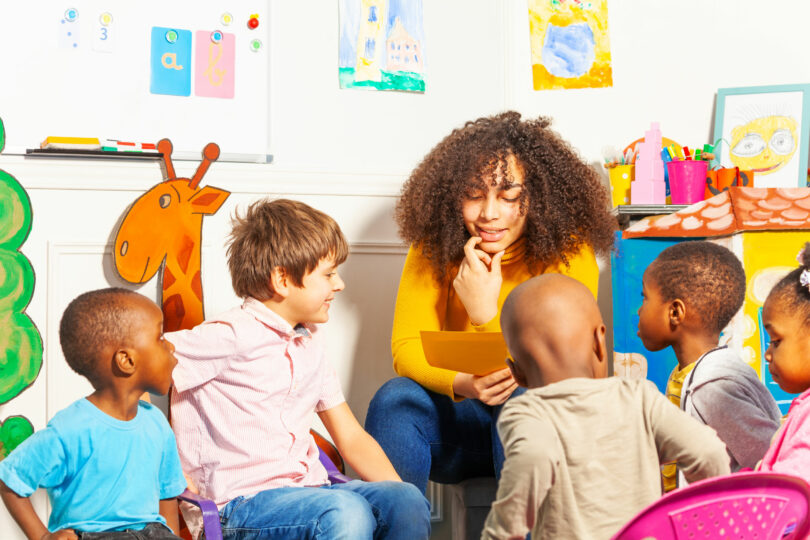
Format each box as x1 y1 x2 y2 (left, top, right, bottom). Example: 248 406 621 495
420 330 508 376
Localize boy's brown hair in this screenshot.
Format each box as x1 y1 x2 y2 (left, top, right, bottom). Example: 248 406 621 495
227 198 349 300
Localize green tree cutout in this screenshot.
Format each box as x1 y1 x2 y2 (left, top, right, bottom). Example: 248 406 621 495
0 118 41 456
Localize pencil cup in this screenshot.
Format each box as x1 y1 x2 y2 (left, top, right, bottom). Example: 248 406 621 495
608 164 634 207
666 160 708 205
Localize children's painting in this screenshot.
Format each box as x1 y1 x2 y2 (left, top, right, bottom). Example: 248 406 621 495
714 85 810 188
338 0 425 92
113 139 230 332
528 0 612 91
0 118 40 455
0 118 42 407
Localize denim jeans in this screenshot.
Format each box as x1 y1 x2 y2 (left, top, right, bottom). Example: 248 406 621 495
76 522 179 539
364 377 525 494
218 480 430 540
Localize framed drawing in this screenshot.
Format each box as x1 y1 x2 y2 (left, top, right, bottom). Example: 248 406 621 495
713 84 810 188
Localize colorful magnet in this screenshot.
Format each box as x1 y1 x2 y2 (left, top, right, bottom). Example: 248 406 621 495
65 8 78 22
165 29 178 43
210 30 223 43
247 14 259 29
99 12 113 26
220 12 233 26
249 38 262 52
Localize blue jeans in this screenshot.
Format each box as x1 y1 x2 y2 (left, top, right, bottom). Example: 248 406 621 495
219 480 430 540
364 377 525 494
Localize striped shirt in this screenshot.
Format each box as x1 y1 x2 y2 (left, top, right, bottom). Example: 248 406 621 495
167 297 345 506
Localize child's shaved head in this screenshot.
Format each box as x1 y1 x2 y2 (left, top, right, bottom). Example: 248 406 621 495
59 288 143 388
645 241 744 334
501 274 607 388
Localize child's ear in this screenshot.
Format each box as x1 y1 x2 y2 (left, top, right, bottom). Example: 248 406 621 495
269 267 289 298
593 324 608 378
669 299 687 327
507 357 528 388
113 349 136 376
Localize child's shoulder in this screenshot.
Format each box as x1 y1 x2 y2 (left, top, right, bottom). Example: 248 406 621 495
691 347 758 386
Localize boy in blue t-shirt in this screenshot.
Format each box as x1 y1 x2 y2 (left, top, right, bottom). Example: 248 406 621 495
0 288 187 539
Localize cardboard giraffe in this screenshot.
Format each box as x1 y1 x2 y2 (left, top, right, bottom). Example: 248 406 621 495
114 139 230 332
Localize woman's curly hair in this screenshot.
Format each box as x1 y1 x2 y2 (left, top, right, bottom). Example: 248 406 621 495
396 111 617 281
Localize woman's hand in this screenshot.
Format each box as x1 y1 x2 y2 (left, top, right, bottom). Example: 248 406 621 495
453 368 518 405
453 237 505 326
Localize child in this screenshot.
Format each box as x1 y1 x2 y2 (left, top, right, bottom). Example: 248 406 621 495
637 241 780 486
0 288 186 539
167 198 430 539
481 274 730 540
758 243 810 480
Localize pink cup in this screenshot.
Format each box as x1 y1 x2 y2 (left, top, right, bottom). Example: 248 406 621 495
666 160 708 205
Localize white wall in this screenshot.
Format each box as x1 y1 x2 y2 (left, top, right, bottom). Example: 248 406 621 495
1 1 809 537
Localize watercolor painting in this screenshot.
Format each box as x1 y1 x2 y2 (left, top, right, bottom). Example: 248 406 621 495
114 139 229 332
714 85 810 188
0 118 42 407
528 0 612 91
338 0 425 92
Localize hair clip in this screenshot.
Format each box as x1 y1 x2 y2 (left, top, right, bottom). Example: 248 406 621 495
800 268 810 293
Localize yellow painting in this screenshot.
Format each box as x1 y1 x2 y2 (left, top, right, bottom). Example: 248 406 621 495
715 85 810 188
729 116 798 176
528 0 612 91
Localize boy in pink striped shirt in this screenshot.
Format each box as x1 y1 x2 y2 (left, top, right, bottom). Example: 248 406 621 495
167 199 429 540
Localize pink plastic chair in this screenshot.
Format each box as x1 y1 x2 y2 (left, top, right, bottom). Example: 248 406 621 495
612 472 810 540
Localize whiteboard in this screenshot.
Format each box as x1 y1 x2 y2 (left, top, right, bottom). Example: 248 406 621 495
0 1 270 162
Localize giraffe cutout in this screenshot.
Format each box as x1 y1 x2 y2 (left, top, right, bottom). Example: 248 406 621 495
114 139 230 332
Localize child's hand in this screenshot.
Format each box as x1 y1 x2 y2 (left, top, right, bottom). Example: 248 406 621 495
454 368 517 405
453 237 504 326
42 530 78 540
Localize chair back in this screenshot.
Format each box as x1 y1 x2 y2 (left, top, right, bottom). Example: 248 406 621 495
612 472 810 540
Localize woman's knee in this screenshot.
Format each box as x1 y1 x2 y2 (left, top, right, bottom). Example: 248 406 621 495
367 377 434 421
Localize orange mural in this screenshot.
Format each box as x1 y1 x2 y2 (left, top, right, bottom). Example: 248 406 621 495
114 139 230 332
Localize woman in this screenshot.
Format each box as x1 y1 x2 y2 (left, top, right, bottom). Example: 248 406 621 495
365 112 616 493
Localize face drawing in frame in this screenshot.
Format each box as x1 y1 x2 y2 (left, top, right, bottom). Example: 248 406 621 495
721 90 804 188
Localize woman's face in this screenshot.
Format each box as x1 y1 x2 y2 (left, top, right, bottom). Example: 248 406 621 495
461 154 528 254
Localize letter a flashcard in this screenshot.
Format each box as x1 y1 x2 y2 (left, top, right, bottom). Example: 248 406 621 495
150 27 192 96
194 31 235 99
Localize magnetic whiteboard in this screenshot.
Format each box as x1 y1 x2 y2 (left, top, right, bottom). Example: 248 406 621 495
0 1 270 162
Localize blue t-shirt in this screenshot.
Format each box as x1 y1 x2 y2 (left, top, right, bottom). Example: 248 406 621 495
0 399 186 533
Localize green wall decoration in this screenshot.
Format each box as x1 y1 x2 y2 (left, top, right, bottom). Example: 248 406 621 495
0 415 34 458
0 117 42 414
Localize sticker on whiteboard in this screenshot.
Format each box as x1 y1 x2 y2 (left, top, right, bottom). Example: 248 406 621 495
58 16 80 49
92 14 114 53
194 30 235 99
150 26 191 96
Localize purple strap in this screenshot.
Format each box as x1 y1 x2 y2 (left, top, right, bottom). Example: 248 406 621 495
177 489 223 540
318 450 351 484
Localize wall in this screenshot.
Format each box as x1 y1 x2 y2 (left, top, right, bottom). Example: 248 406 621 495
1 1 809 538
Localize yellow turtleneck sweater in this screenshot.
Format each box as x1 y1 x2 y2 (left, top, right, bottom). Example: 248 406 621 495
391 240 599 399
